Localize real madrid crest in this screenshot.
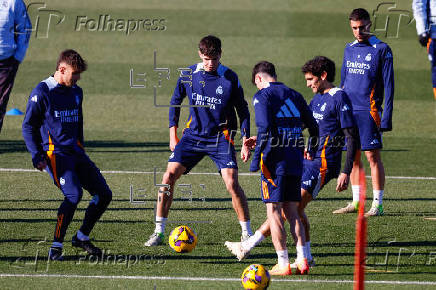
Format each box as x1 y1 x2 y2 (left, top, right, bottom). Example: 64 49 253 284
365 53 372 62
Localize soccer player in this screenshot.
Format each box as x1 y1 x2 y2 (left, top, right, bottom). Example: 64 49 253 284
413 0 436 100
22 50 112 261
240 61 318 275
144 35 253 246
225 56 358 271
334 8 394 216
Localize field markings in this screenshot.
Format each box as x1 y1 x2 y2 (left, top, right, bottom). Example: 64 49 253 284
1 168 436 180
1 273 436 285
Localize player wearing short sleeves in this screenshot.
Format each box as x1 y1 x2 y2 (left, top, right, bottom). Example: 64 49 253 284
145 35 254 247
241 61 318 275
22 50 112 261
225 57 359 271
334 8 394 216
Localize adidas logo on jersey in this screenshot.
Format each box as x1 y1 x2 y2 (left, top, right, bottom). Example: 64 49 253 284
253 98 259 106
31 95 38 102
341 104 350 111
226 161 235 166
303 180 312 186
370 139 379 145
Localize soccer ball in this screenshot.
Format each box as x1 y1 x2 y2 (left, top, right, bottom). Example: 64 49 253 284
241 264 270 290
168 225 197 253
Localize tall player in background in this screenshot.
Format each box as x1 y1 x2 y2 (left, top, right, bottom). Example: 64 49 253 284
333 8 394 216
413 0 436 100
22 50 113 260
144 35 253 247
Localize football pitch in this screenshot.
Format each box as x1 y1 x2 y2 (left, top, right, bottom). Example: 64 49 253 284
1 0 436 289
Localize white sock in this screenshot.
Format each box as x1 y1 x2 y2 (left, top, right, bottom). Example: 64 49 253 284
372 190 384 206
239 220 253 236
242 230 265 251
77 230 90 241
305 241 313 261
154 216 167 234
296 244 306 260
352 185 360 204
276 249 289 266
52 242 63 248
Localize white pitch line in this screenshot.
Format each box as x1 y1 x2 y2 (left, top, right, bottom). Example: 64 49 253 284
1 168 436 180
0 274 436 285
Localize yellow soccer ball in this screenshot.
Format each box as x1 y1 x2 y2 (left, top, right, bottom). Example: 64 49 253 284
241 264 270 290
168 225 197 253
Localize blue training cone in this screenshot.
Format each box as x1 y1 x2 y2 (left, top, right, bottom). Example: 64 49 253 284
6 108 24 115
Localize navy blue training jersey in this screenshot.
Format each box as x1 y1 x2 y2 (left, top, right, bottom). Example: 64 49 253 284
340 36 394 131
251 82 318 177
169 63 250 141
309 87 355 169
22 76 84 162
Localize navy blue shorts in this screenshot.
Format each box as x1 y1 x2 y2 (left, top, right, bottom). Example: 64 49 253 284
45 151 112 204
354 111 383 151
301 158 339 199
169 133 238 173
260 174 301 203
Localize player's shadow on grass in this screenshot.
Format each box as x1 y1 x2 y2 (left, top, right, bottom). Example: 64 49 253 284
381 212 436 216
0 140 170 154
367 240 436 247
0 218 152 224
0 198 135 203
0 140 27 153
319 197 436 202
0 206 232 213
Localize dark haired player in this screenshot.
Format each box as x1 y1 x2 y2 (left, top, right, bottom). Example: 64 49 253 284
22 49 112 260
334 8 394 216
144 35 254 246
231 61 318 275
225 56 358 272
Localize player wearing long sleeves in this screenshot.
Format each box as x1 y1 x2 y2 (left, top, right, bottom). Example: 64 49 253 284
22 50 112 261
412 0 436 99
145 35 254 247
0 0 32 133
335 8 394 217
230 61 318 276
225 57 359 273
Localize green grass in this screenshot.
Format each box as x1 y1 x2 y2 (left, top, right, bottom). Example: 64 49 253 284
1 0 435 289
